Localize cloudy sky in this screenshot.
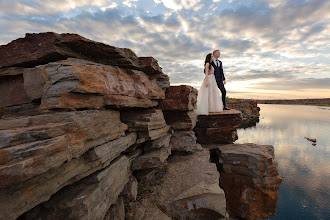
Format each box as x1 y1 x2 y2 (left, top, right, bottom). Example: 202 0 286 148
1 0 329 99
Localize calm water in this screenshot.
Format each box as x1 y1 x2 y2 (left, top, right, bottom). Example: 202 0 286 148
236 104 330 220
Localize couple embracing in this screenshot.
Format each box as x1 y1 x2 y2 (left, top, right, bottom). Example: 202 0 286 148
195 49 230 115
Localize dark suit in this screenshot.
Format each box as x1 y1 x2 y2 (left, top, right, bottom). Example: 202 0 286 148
211 60 227 107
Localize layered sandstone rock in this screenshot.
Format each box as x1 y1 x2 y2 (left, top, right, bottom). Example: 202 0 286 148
159 85 200 152
20 155 131 220
120 108 172 171
158 85 198 111
0 32 166 78
0 32 169 114
212 143 283 220
194 109 242 144
0 32 169 220
0 32 281 220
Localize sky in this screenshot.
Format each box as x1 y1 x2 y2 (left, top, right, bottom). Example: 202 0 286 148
0 0 329 99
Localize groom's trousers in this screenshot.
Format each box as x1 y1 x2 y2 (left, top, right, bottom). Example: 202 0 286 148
216 80 226 107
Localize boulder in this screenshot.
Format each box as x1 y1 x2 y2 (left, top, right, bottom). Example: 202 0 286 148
215 143 282 220
194 109 242 144
158 85 198 111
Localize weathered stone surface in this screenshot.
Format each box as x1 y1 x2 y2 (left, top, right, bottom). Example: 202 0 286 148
121 108 167 132
104 196 126 220
0 32 170 94
137 124 170 141
0 32 161 75
194 109 242 144
195 109 242 128
194 127 238 144
0 67 25 77
121 108 171 143
158 85 198 111
0 132 136 220
121 175 138 202
215 143 282 220
144 133 171 152
20 58 164 110
0 73 31 107
0 102 40 120
127 149 226 219
159 149 226 219
0 110 128 187
131 143 171 171
169 130 198 152
163 110 197 130
125 197 171 220
23 67 45 101
227 100 260 119
21 155 131 220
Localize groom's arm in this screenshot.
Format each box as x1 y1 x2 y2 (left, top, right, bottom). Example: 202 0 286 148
220 61 226 81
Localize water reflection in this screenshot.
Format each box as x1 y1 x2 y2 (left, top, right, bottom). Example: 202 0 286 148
236 104 330 220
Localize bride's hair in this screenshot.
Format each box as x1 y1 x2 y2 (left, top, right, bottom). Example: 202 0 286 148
204 53 212 71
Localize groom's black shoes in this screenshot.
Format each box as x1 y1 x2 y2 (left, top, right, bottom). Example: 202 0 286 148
223 106 230 110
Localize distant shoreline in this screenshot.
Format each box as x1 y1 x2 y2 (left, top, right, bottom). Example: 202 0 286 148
227 98 330 106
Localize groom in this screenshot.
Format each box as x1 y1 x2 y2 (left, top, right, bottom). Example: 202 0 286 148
211 49 230 110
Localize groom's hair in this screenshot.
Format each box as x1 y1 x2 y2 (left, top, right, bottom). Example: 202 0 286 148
213 49 220 55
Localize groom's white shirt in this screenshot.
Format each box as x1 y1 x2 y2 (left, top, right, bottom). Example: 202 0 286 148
215 59 220 67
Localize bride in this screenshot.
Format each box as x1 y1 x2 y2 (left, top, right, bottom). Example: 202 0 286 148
195 53 223 115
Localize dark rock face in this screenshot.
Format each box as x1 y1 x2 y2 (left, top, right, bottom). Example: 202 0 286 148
213 143 283 220
194 109 242 144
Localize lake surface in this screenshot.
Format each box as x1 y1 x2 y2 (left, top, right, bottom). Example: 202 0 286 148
236 104 330 220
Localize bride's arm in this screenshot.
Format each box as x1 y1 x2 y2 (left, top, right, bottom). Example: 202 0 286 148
204 63 209 87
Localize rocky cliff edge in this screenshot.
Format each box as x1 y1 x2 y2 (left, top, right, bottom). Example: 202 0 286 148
0 32 281 220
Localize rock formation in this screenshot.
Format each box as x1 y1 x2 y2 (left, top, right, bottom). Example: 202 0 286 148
227 100 260 128
0 32 281 220
194 109 242 144
210 144 283 220
159 85 200 152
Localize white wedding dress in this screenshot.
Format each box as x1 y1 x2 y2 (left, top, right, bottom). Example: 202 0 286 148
195 64 223 115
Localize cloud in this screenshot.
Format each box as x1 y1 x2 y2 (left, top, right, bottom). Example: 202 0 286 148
0 0 329 99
